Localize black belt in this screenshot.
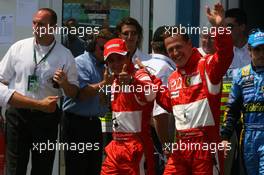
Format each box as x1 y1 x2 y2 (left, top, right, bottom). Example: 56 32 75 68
16 107 59 114
64 111 100 121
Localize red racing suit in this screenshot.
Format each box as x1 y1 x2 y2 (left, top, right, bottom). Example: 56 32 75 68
157 30 233 175
101 65 160 175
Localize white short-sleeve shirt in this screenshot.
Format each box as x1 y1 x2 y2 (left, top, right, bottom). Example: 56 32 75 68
132 48 152 63
0 37 79 100
0 83 15 106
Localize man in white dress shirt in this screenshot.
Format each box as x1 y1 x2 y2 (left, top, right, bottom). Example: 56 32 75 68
225 8 251 78
0 8 79 175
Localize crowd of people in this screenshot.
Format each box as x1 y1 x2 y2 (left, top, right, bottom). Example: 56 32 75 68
0 2 264 175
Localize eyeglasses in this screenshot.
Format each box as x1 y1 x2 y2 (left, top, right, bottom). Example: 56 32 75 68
121 31 138 37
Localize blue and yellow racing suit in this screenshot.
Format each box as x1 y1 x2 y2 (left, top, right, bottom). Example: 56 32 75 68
221 64 264 175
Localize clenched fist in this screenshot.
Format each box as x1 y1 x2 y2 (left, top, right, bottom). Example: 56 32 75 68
38 96 59 113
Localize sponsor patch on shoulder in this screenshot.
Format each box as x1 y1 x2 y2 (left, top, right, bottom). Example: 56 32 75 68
241 75 254 89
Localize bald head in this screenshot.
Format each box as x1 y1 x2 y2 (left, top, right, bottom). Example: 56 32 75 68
32 8 57 45
35 8 57 26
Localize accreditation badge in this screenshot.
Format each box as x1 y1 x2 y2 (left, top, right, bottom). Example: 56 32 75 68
27 75 39 92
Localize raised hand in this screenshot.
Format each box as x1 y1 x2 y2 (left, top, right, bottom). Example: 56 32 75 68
221 140 231 159
206 2 225 27
103 66 115 85
135 58 145 69
118 64 132 85
38 96 59 113
53 66 67 88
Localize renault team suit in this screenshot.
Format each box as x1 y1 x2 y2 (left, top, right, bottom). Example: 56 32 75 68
221 64 264 174
221 29 264 175
156 30 233 174
101 38 158 175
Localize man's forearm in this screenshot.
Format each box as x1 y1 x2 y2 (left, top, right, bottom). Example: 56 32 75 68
153 113 173 144
8 92 42 109
61 81 79 99
79 80 107 101
8 92 58 113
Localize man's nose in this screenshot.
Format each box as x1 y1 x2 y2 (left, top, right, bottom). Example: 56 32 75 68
173 48 179 56
127 33 133 39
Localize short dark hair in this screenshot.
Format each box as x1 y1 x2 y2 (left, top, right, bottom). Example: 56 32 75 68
38 8 57 26
116 17 143 48
162 25 190 42
225 8 247 25
65 18 78 27
85 28 115 52
152 26 167 54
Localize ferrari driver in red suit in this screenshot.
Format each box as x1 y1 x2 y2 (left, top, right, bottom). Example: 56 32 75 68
100 38 161 175
155 3 233 175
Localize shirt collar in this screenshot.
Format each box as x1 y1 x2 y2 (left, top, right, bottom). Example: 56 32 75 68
151 53 176 70
234 43 248 52
34 38 55 48
85 51 104 67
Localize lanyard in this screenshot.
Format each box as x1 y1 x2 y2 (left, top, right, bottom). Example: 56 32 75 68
33 40 56 75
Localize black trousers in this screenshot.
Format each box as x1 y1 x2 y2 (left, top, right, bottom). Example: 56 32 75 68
5 107 60 175
62 112 103 175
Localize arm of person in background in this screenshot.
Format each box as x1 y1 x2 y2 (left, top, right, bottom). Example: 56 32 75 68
78 67 114 101
204 3 234 84
221 75 243 158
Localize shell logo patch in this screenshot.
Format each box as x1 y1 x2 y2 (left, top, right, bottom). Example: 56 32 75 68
186 77 191 87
